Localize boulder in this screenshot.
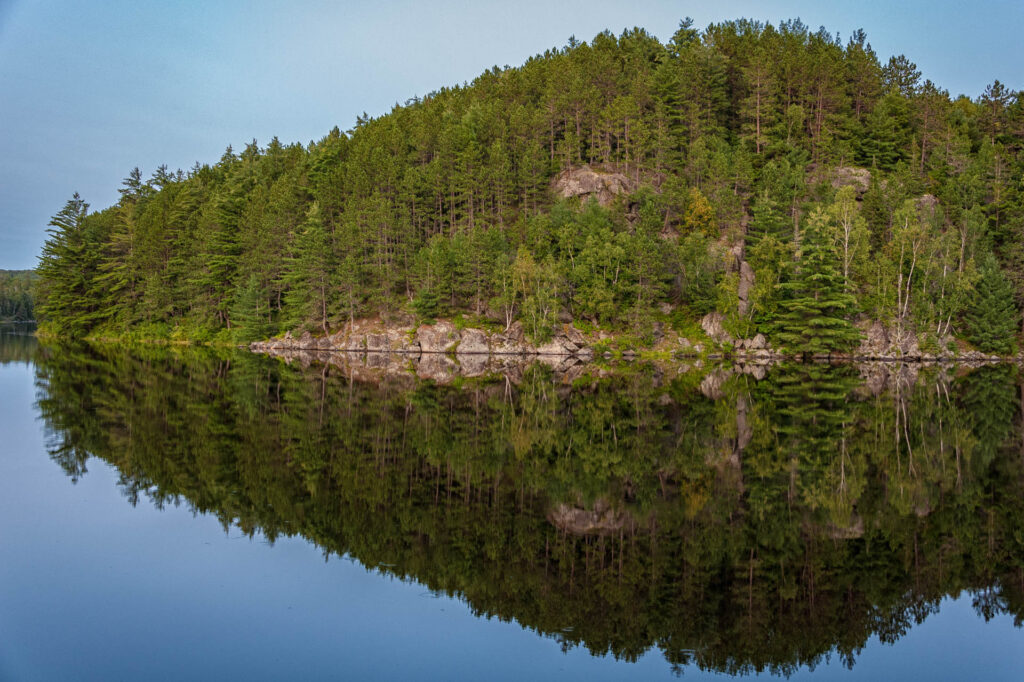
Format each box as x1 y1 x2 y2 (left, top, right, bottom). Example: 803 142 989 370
536 338 571 356
700 312 733 345
505 321 525 343
416 321 460 353
492 336 529 355
457 328 489 355
748 333 767 350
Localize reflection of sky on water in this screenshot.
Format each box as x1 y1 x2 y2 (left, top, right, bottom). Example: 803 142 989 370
1 358 1023 681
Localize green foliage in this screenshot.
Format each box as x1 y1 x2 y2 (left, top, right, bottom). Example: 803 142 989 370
411 288 440 323
36 194 109 337
771 209 860 354
28 343 1024 673
0 270 36 322
964 255 1018 354
30 19 1023 354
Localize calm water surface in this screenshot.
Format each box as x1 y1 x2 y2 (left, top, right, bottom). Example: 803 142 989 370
2 329 1024 680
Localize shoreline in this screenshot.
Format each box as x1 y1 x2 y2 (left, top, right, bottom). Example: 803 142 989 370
26 318 1020 365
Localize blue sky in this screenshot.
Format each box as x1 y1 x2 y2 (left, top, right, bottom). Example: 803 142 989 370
1 0 1021 269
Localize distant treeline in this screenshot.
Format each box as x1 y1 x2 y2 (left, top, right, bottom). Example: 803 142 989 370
35 18 1024 353
0 270 35 322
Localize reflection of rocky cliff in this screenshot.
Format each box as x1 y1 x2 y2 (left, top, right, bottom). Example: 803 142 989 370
33 345 1024 675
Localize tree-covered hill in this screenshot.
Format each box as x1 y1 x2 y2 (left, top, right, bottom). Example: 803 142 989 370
0 270 36 322
35 19 1024 353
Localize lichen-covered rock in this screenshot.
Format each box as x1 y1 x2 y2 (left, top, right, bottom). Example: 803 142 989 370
365 333 390 352
457 328 489 355
536 338 572 355
416 321 459 353
700 312 733 345
492 336 529 354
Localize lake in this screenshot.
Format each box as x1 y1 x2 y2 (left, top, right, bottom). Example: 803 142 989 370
2 328 1024 680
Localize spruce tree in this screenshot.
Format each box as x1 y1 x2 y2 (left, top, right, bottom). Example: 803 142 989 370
771 209 861 356
36 194 105 336
964 255 1018 354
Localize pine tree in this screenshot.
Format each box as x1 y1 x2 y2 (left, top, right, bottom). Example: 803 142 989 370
283 202 335 333
771 209 860 355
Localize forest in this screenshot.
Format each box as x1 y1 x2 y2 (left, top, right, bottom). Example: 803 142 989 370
33 18 1024 354
30 342 1024 673
0 270 35 322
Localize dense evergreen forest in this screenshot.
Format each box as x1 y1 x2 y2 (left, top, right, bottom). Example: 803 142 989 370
35 19 1024 353
0 270 35 322
30 343 1024 673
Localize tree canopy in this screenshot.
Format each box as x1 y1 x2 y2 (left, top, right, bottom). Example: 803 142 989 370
34 19 1024 353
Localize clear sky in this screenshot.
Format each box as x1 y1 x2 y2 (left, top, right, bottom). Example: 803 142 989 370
0 0 1021 269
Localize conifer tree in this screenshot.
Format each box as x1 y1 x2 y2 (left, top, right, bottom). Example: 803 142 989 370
36 194 105 336
964 255 1018 354
771 209 860 355
283 203 335 333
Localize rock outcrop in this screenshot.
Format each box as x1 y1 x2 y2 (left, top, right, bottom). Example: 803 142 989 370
737 260 755 316
830 166 871 196
251 319 593 362
552 165 632 206
701 312 732 345
416 320 459 353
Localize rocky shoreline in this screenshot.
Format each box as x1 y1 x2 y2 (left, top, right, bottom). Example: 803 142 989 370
246 323 994 403
250 316 1013 365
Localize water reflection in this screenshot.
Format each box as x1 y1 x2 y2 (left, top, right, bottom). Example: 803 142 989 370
29 341 1024 676
0 323 37 364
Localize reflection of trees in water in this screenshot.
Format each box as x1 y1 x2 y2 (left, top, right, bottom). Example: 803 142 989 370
0 325 38 365
32 346 1024 674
